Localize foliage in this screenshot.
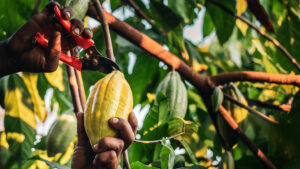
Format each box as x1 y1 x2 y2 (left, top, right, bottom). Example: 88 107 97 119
0 0 300 168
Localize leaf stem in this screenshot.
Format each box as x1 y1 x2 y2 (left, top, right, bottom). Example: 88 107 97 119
223 94 279 124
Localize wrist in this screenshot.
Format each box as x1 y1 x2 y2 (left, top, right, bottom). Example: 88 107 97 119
0 40 20 78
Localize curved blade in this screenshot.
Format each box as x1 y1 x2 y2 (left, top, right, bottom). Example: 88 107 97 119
81 46 120 74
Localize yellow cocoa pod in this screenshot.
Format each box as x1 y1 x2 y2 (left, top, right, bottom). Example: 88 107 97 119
84 71 133 146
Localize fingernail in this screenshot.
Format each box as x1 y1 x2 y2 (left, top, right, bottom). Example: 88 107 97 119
73 27 80 36
93 144 98 150
111 117 119 124
65 11 71 19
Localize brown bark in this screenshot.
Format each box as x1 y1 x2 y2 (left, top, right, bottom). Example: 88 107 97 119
246 0 274 33
210 71 300 86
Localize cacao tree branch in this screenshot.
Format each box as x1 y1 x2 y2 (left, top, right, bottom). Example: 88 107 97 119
223 94 279 124
93 0 115 61
247 98 291 112
123 150 131 169
86 10 277 169
73 49 86 110
210 71 300 86
123 0 153 26
218 106 277 169
207 0 300 71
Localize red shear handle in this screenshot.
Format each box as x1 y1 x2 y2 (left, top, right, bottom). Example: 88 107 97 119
53 5 94 50
34 33 82 71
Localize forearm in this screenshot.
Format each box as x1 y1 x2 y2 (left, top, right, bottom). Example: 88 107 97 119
0 40 19 78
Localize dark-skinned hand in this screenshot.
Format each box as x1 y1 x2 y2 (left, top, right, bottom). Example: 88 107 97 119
71 112 137 169
5 2 92 73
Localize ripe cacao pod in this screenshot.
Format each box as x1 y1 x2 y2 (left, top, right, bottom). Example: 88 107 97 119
46 113 77 157
219 151 235 169
84 71 133 146
156 71 187 119
217 84 248 148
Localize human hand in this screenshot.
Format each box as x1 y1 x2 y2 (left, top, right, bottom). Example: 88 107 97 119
5 2 93 73
71 112 137 169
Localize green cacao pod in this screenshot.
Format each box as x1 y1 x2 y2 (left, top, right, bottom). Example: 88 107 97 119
84 71 133 146
212 86 224 112
219 151 235 169
217 84 248 148
46 113 77 157
156 71 187 119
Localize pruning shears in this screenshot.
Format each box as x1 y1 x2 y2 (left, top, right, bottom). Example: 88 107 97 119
34 5 119 73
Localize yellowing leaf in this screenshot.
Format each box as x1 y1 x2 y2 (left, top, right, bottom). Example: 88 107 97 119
5 88 36 129
6 132 25 143
236 0 248 35
236 20 248 35
236 0 248 15
0 132 9 148
259 89 278 102
23 73 47 122
192 60 208 72
44 65 65 91
147 93 156 102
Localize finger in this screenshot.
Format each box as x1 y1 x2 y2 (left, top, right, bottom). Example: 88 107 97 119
76 112 90 146
70 19 84 37
61 7 73 20
43 31 61 72
128 112 138 135
93 151 118 169
41 2 61 16
82 28 93 39
109 118 135 149
93 137 124 156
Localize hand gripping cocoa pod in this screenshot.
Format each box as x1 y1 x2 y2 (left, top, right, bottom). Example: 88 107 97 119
46 113 77 157
156 71 188 119
219 151 235 169
84 71 133 146
217 84 248 148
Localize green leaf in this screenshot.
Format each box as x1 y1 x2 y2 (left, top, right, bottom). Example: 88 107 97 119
203 10 214 37
206 0 235 45
160 139 175 169
211 87 224 112
168 0 197 24
131 161 158 169
39 158 70 169
3 75 36 166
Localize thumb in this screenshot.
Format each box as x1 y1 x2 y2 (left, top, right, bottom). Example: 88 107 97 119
76 112 90 146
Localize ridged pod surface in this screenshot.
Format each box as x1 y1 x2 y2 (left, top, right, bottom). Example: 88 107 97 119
219 151 235 169
84 71 133 146
156 71 187 119
46 113 77 157
217 84 248 148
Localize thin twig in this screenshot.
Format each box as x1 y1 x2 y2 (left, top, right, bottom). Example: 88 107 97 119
65 51 83 113
123 150 131 169
210 71 300 86
93 0 115 61
32 0 41 16
207 0 300 71
218 106 277 169
135 124 185 144
223 94 279 124
124 0 153 25
247 98 291 112
72 49 87 110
